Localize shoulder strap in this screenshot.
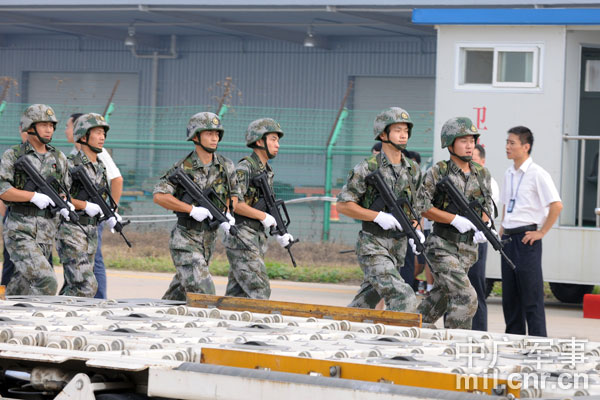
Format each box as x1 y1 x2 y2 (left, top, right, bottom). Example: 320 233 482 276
366 153 381 172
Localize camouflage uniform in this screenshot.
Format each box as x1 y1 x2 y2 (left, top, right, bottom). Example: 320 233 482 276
154 112 238 301
0 105 68 295
57 113 110 297
224 153 273 298
224 118 284 299
337 108 421 312
416 117 493 329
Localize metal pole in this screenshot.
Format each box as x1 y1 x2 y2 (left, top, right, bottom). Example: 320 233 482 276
578 140 586 227
323 109 348 241
322 81 353 241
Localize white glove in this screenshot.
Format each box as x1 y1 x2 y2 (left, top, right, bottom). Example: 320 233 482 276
373 212 402 231
219 212 235 235
84 202 103 217
58 208 70 221
409 229 426 255
276 233 294 248
66 201 75 212
450 215 477 233
189 206 212 222
30 192 55 209
107 212 123 233
261 213 277 230
473 230 488 244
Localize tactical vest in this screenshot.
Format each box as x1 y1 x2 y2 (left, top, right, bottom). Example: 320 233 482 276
173 151 232 212
431 160 491 218
361 153 416 216
239 153 269 209
69 152 108 202
12 142 64 194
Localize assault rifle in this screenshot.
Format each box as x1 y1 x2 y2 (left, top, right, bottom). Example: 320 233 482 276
436 176 516 270
70 165 132 247
15 156 89 238
365 169 432 266
252 172 298 267
168 167 242 239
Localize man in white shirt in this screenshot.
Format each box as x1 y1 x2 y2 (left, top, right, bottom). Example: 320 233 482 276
469 144 500 331
65 113 123 299
500 126 562 337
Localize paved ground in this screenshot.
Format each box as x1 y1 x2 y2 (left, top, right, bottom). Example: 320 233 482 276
53 267 600 342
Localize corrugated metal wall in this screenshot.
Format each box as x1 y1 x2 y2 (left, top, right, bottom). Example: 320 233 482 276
0 34 436 108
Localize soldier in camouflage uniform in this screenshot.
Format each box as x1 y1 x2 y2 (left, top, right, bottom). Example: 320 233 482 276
336 108 425 312
0 104 72 295
57 113 120 297
154 112 238 301
224 118 294 299
416 117 494 329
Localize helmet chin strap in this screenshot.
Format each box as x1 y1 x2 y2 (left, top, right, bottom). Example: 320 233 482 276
195 133 217 153
28 126 52 145
255 144 276 159
80 142 103 154
448 148 472 162
380 133 407 151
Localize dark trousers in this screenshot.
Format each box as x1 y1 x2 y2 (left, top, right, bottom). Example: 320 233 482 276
501 231 547 337
93 222 107 299
400 245 416 289
468 242 488 331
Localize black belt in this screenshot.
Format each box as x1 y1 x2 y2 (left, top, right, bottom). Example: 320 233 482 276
176 216 217 232
361 221 406 239
78 215 99 226
433 224 474 244
503 224 537 235
234 213 264 232
9 204 54 219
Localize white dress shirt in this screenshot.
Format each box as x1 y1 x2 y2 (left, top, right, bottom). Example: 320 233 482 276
501 157 561 229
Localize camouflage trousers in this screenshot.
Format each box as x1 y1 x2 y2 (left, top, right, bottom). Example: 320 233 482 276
56 221 98 297
223 224 270 299
162 224 217 301
417 233 478 329
3 213 57 296
348 231 418 313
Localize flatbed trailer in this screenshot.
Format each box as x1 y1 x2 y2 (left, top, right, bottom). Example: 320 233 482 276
0 294 597 399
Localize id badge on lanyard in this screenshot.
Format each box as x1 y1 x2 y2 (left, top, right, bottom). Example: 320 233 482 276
507 172 525 214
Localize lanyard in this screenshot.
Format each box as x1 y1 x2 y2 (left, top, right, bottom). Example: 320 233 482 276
510 170 525 200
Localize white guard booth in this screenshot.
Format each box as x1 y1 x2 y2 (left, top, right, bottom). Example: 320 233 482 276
413 8 600 303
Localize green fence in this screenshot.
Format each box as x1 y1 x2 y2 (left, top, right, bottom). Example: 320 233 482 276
0 102 434 245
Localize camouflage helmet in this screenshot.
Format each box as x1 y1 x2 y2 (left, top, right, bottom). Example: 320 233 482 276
440 117 480 148
73 113 110 143
20 104 58 132
373 107 413 141
186 112 224 141
245 118 284 147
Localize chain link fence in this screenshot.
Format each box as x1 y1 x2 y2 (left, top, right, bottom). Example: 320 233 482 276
0 102 434 245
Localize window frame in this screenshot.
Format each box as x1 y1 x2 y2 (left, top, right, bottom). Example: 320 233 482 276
455 42 544 91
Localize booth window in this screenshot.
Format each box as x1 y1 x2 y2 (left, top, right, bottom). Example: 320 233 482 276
458 45 541 89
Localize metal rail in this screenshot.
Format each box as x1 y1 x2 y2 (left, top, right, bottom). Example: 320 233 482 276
562 135 600 227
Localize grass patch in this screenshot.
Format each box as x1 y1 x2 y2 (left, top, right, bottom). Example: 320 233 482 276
103 253 363 284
